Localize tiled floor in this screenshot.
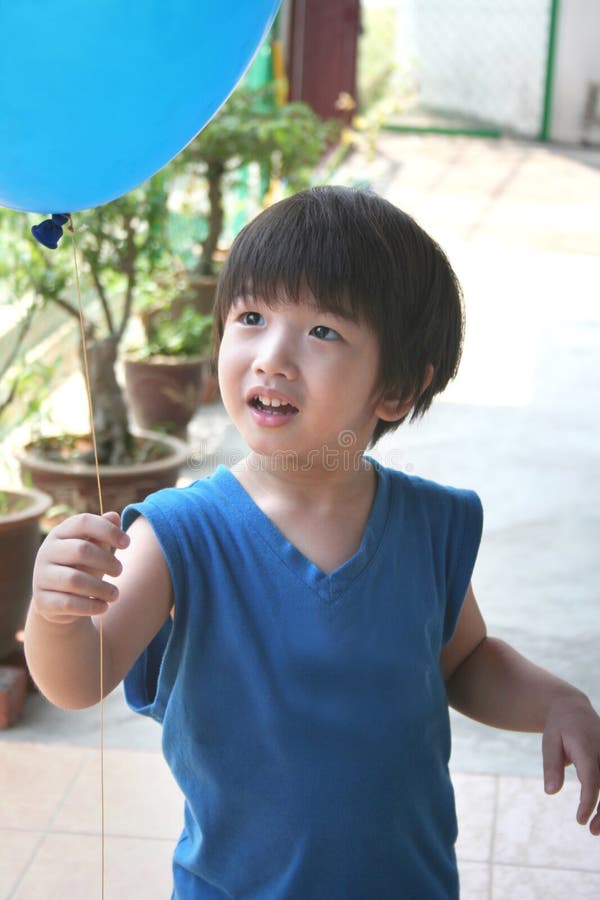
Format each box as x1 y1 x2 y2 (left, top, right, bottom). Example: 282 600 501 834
0 743 177 900
1 742 599 899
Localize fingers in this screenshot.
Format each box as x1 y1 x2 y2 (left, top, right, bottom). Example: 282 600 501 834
102 510 122 527
33 571 116 625
32 588 110 623
32 512 130 624
543 725 600 836
54 511 130 551
542 728 566 795
47 535 124 579
41 561 120 603
574 757 600 832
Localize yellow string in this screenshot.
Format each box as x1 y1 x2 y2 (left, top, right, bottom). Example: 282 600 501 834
68 217 105 900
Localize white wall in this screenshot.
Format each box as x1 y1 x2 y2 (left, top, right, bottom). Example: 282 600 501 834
551 0 600 144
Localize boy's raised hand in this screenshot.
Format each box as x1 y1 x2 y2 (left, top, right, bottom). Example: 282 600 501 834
32 511 130 625
543 693 600 835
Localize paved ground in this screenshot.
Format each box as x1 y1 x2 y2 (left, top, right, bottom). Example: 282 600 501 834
2 132 600 897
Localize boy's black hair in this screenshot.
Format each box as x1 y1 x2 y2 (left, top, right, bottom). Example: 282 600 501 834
214 185 464 445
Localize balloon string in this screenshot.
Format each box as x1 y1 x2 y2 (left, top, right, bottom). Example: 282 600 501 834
68 217 105 900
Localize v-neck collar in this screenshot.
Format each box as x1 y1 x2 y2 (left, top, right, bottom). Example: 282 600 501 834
211 458 391 603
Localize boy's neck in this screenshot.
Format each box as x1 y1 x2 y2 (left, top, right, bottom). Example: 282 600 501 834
231 451 380 574
234 450 376 510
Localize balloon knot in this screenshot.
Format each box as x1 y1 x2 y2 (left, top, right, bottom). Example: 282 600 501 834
31 213 71 249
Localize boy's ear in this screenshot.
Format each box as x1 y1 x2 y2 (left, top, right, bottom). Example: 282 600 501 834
375 364 434 422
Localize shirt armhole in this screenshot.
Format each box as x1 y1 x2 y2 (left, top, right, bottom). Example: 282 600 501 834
121 496 184 722
123 618 173 721
443 490 484 645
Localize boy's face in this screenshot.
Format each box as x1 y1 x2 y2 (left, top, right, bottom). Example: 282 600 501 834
218 292 395 465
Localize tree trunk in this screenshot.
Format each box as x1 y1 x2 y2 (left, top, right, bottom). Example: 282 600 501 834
82 336 132 465
198 161 225 276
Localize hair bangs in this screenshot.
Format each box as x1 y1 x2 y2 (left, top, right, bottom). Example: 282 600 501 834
214 189 379 341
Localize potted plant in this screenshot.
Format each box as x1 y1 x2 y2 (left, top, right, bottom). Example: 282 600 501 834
0 350 52 664
124 278 214 438
163 81 338 315
0 172 189 514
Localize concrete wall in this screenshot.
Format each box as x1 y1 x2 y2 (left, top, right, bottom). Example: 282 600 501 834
551 0 600 144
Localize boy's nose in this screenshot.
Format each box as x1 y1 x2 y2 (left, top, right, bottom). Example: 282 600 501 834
252 330 298 380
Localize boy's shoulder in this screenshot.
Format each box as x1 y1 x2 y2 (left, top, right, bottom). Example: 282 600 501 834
376 458 478 499
375 459 482 523
122 465 231 529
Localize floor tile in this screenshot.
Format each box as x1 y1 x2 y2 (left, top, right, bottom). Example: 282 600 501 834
2 686 162 751
458 861 491 899
0 830 42 899
494 776 600 871
11 832 173 900
492 864 600 899
53 747 183 839
0 742 88 830
453 772 497 862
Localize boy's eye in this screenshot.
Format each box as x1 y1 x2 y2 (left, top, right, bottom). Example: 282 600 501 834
239 311 264 326
310 324 340 341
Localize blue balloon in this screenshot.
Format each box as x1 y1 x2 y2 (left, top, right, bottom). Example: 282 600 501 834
0 1 280 213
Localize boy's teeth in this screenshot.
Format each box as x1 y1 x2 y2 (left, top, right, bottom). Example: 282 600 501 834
259 395 281 407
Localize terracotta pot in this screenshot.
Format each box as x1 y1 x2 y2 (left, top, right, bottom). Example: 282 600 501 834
17 431 188 516
0 487 52 660
187 274 218 316
125 356 205 439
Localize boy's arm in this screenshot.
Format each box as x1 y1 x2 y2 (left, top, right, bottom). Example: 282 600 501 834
441 584 600 835
25 511 172 710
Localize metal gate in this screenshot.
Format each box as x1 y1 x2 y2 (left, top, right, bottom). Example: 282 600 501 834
360 0 559 139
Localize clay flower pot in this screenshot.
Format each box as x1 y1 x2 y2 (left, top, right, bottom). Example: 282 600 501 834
17 431 188 516
124 356 206 440
0 487 52 660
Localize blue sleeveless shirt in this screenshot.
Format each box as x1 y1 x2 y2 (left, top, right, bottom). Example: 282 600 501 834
123 462 483 898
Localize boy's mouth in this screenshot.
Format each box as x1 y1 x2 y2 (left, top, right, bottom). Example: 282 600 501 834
249 394 299 416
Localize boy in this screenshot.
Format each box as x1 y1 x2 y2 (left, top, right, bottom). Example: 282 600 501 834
26 187 600 898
